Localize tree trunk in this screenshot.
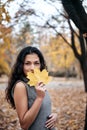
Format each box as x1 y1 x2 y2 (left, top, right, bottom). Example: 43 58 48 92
82 68 87 92
81 71 87 130
80 58 87 130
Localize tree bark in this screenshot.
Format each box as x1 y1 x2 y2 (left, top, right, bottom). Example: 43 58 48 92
61 0 87 33
80 43 87 130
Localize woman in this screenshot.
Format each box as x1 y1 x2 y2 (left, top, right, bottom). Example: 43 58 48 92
6 46 57 130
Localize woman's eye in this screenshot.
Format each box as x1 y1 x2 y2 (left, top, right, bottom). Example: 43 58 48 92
35 62 40 65
25 62 30 65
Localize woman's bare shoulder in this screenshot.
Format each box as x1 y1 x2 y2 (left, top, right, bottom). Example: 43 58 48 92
14 81 26 90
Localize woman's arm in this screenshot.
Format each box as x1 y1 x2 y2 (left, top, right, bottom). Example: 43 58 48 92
13 82 46 130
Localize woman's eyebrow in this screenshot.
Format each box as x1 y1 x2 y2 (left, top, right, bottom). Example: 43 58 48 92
25 60 40 62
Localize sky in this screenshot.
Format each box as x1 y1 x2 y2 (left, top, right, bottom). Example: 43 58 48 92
2 0 87 35
5 0 62 24
2 0 62 33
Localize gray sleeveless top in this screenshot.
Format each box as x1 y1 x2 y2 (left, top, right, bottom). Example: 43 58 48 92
12 81 55 130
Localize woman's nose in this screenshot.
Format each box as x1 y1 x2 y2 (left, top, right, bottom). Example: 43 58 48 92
30 64 35 71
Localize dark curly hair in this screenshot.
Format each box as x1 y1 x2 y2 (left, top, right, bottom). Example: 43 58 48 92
5 46 47 108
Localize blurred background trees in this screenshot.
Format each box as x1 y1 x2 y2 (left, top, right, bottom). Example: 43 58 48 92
0 0 87 82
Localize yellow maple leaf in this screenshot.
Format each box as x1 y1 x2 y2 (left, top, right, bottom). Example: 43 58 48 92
27 68 51 86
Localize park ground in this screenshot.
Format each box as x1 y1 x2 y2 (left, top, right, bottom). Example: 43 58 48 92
0 76 86 130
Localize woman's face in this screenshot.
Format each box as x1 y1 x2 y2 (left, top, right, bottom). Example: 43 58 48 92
23 53 41 75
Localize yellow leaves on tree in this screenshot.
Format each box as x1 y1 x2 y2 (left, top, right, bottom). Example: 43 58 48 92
0 24 12 51
41 36 75 70
0 52 10 75
0 24 13 75
0 1 12 49
27 68 51 86
0 3 11 23
0 24 11 36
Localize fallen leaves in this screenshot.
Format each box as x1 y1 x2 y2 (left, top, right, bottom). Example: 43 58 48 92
48 87 86 130
0 78 86 130
0 90 21 130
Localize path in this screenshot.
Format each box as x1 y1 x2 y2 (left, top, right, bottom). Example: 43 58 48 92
0 77 84 90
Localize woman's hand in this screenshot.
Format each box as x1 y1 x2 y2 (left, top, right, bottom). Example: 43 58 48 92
45 113 58 129
36 82 46 99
